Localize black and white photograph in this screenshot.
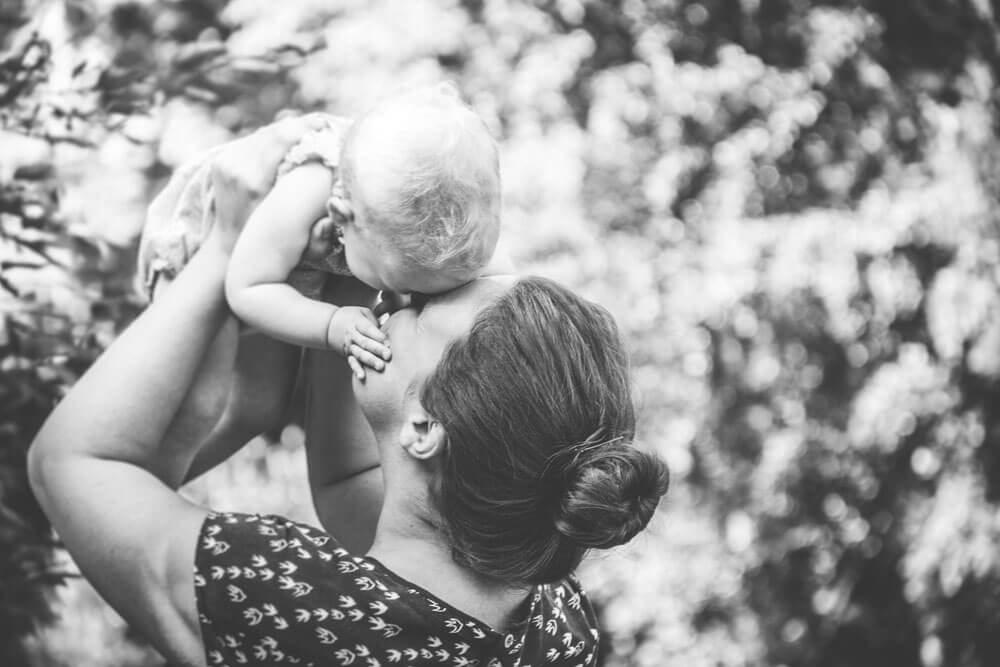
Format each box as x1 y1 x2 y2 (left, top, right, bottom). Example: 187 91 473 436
2 1 999 666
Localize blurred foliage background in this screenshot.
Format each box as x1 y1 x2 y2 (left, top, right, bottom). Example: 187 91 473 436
3 0 1000 665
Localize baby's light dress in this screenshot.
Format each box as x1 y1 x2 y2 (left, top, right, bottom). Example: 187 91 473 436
136 114 353 299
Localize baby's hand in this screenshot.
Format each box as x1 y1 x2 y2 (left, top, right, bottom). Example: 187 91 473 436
327 306 391 380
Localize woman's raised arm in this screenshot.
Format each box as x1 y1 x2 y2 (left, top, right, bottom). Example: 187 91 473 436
27 115 326 666
27 239 228 666
303 277 385 553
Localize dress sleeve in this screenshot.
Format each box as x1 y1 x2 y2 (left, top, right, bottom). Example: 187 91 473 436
276 115 352 178
193 511 383 666
193 511 544 666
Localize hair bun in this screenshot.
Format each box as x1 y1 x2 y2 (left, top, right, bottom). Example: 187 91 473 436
551 438 670 549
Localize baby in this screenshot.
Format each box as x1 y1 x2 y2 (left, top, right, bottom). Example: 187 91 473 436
227 83 500 374
137 83 501 470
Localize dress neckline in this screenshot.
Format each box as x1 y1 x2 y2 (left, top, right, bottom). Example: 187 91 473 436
362 554 537 640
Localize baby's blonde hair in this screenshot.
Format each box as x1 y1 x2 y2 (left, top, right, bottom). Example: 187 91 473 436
340 83 501 276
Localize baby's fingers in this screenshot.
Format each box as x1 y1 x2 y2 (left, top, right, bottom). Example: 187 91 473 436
352 323 391 361
347 355 366 381
349 343 386 372
354 312 385 340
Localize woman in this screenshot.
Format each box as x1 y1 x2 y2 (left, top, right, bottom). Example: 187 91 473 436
27 116 670 667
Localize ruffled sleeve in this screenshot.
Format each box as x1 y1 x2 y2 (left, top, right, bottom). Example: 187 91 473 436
276 114 352 177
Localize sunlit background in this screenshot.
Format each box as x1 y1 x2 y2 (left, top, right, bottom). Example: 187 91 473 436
3 1 1000 665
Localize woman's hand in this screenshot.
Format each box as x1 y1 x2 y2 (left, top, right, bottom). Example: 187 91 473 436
206 114 329 254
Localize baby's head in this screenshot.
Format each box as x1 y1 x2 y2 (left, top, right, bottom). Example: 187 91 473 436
336 83 501 295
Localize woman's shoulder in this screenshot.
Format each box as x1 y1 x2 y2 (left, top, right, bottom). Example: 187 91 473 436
194 513 600 666
195 511 368 585
193 512 519 665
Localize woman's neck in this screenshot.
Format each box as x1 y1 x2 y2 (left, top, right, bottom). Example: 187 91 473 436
368 489 530 633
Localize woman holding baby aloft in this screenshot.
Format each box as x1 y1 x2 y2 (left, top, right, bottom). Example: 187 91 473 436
140 83 503 482
28 109 669 666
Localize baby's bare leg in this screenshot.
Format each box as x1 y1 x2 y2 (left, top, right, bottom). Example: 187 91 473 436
184 333 301 480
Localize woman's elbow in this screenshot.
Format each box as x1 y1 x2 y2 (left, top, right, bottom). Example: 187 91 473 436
224 276 264 326
27 432 95 518
26 434 54 507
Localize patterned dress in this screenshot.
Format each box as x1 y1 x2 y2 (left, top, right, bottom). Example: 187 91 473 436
136 115 353 300
195 512 600 667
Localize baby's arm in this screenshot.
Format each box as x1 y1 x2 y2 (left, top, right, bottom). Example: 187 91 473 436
225 165 389 376
225 163 334 347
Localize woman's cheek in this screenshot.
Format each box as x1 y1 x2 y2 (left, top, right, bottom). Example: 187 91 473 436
354 365 404 427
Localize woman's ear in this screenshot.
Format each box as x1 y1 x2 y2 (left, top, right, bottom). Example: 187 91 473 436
399 415 446 461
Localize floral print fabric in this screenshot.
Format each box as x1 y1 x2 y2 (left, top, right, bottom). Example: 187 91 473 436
194 512 599 667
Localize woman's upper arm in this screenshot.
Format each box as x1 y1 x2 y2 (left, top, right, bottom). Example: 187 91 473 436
302 277 385 552
304 346 384 552
311 467 384 554
29 453 208 666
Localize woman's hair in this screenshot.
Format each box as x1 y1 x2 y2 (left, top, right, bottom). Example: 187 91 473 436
421 277 670 585
340 83 500 276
